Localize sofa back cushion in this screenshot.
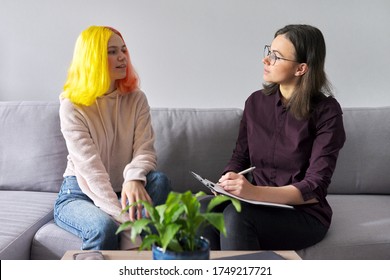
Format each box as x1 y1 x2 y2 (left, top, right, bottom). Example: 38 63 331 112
0 102 67 193
151 107 390 195
2 101 389 195
151 108 242 193
328 107 390 194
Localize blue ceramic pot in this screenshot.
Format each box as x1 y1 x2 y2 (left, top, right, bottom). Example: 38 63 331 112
152 237 210 260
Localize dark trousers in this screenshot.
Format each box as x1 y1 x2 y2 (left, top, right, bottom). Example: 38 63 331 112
199 195 328 250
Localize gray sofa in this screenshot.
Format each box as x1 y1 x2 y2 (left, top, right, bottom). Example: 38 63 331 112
1 101 390 260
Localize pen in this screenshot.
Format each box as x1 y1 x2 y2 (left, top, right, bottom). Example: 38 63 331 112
217 166 256 184
238 166 256 175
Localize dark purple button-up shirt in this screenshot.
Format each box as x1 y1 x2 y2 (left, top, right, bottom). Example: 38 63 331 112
224 89 346 227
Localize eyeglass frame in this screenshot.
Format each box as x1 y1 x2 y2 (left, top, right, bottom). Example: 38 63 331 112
263 45 299 65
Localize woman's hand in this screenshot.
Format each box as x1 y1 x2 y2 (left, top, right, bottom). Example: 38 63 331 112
218 172 319 205
121 180 152 221
218 172 255 200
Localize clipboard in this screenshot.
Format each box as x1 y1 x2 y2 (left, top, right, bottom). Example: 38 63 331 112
190 171 294 209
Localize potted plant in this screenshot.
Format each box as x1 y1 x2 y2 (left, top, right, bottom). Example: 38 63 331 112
116 190 241 260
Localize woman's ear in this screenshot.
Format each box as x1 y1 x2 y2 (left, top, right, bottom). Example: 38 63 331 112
295 63 308 77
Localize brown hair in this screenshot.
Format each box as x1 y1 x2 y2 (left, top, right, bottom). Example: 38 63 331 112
263 24 333 119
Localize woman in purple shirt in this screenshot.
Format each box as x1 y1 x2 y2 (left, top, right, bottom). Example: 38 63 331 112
202 24 346 250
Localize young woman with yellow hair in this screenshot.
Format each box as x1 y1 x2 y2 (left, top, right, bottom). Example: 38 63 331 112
54 26 171 250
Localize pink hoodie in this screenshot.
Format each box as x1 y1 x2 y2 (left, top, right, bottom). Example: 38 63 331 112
59 89 156 223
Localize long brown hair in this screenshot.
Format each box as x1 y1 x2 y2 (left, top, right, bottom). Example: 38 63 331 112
263 24 333 120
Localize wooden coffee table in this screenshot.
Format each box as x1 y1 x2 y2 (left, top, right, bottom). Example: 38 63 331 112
62 250 301 260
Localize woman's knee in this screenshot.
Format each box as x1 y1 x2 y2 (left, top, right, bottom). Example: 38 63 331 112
83 216 119 250
147 171 170 187
146 171 172 204
223 204 244 231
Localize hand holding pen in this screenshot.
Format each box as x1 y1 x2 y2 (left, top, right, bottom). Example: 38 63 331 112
217 166 256 196
217 166 255 184
237 166 256 176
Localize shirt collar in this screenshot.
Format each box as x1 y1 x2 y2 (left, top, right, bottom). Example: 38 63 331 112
275 87 284 107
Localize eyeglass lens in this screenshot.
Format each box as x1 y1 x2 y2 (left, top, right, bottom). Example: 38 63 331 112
263 45 276 65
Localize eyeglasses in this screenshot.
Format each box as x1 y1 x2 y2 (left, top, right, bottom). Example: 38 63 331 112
263 45 299 65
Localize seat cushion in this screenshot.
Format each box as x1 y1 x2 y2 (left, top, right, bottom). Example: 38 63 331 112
31 220 82 260
297 194 390 259
0 191 57 259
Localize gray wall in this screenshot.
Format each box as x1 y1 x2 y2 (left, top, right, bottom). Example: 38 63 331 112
1 0 389 109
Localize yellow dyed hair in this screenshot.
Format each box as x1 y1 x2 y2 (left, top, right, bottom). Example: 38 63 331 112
62 26 139 106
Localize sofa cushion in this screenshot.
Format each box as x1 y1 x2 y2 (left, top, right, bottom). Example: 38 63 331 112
0 191 57 259
329 107 390 194
0 102 67 193
297 194 390 259
151 108 243 193
31 220 82 260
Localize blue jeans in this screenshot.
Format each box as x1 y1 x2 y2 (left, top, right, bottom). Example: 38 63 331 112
54 171 171 250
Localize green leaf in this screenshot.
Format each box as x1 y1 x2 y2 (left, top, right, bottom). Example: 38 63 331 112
141 201 159 221
161 224 182 251
203 212 227 236
189 215 205 233
207 195 241 212
165 191 182 207
156 204 167 224
181 191 196 215
130 219 152 241
162 203 185 224
230 197 242 212
116 221 132 234
140 234 160 250
194 191 207 198
166 238 183 252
